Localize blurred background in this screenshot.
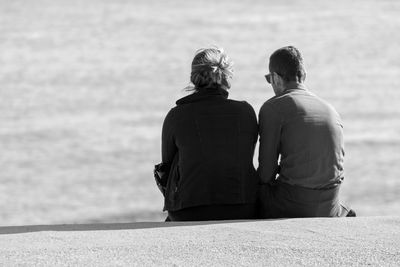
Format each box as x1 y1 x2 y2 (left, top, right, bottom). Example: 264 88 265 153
0 0 399 226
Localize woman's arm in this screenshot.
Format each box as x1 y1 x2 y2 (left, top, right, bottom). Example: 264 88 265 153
161 108 178 164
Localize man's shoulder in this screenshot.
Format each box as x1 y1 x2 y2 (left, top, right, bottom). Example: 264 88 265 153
260 94 287 113
262 91 296 106
260 89 334 116
259 97 283 121
300 91 340 115
264 90 333 108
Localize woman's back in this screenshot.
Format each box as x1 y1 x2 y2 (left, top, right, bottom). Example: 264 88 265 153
162 88 258 212
160 47 259 221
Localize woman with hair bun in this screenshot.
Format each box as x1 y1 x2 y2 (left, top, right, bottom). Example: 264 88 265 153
159 47 259 221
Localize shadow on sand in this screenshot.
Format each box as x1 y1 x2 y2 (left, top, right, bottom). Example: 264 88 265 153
0 219 267 235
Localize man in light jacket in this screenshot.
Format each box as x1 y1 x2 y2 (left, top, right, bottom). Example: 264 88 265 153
258 46 355 218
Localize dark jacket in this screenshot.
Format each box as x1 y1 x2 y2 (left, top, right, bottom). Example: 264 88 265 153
161 88 259 211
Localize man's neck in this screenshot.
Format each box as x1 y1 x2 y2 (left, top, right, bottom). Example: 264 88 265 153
283 82 306 91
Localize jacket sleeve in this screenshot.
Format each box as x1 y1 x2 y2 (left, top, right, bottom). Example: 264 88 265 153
161 108 178 164
257 103 282 184
242 101 259 145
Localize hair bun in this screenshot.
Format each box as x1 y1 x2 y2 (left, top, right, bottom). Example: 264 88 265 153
188 47 234 91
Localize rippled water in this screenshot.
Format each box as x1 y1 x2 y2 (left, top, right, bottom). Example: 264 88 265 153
0 0 399 225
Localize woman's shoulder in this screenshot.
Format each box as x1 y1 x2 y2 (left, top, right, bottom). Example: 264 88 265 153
168 97 256 116
163 105 180 123
223 99 256 120
226 99 256 111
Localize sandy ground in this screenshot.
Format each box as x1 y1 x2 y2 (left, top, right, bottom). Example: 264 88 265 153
1 216 399 266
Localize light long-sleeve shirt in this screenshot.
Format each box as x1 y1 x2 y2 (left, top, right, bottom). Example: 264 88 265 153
258 87 345 189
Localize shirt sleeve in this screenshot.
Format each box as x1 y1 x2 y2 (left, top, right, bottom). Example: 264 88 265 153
161 108 178 164
257 103 282 184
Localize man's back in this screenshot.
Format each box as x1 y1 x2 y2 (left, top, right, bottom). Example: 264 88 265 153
258 88 344 189
257 45 352 218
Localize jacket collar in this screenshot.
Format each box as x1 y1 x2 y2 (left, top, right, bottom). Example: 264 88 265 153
176 88 229 105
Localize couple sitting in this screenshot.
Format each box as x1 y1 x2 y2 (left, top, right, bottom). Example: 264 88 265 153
157 46 355 221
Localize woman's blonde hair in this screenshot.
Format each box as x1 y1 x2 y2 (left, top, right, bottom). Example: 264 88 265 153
187 47 234 91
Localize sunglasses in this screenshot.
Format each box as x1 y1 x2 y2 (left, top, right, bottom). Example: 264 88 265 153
265 72 282 84
264 74 272 84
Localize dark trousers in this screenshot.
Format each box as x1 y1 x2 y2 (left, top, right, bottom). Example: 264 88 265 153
257 181 354 218
167 203 257 221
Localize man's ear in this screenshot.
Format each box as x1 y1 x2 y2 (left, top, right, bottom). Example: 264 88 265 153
273 72 283 85
298 71 306 82
271 72 279 84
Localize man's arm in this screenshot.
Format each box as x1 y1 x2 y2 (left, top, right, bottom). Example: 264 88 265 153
257 103 282 184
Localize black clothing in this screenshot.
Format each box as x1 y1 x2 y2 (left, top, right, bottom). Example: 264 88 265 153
168 203 257 221
161 88 259 215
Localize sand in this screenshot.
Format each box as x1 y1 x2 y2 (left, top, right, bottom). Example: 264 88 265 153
1 216 399 266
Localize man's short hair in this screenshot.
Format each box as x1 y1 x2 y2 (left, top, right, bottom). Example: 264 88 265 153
269 46 306 82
